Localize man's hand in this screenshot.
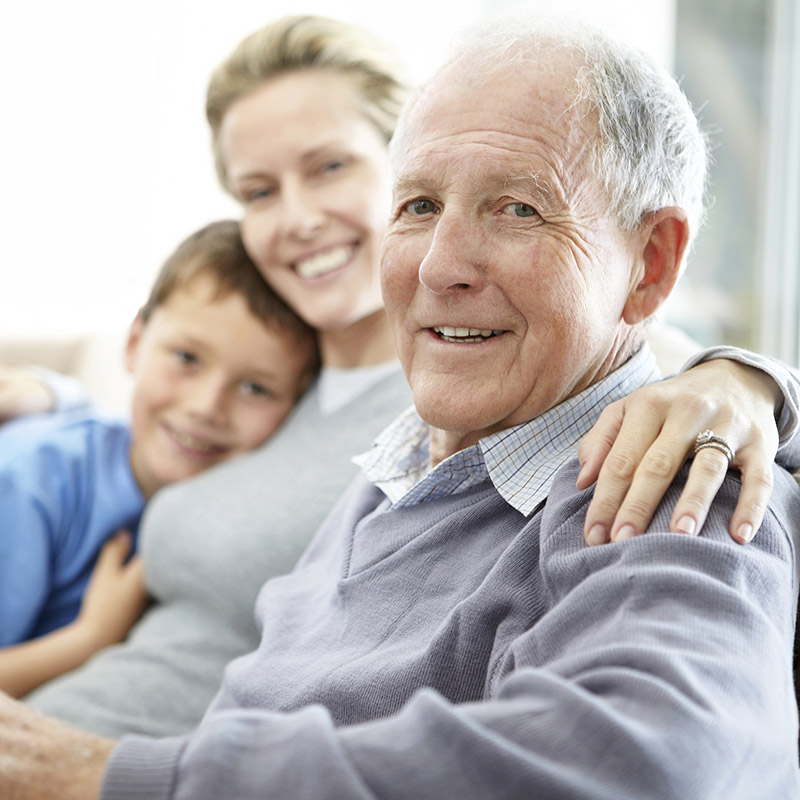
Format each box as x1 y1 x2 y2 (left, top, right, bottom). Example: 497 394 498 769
0 691 114 800
579 360 780 545
0 366 55 423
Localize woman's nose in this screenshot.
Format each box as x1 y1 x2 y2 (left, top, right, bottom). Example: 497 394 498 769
279 182 325 241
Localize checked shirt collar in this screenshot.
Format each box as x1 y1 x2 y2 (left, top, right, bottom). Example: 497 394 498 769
354 346 660 515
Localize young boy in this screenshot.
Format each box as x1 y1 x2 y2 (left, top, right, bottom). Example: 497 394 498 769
0 219 318 696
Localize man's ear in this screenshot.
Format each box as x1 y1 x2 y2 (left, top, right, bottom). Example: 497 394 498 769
124 310 146 374
622 207 690 324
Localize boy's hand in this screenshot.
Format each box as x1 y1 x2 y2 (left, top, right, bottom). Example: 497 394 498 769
76 532 149 650
579 360 780 545
0 366 55 423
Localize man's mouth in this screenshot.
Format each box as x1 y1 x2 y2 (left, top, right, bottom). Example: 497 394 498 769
432 326 505 343
295 245 355 278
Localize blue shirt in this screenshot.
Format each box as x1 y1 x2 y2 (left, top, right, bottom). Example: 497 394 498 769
0 411 144 645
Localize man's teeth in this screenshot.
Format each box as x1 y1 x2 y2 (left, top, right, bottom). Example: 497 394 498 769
295 246 353 278
433 326 504 343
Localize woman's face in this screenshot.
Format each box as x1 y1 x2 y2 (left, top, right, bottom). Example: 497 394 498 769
219 71 392 333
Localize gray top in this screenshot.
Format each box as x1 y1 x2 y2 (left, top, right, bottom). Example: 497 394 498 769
26 346 800 741
25 365 413 736
100 396 800 798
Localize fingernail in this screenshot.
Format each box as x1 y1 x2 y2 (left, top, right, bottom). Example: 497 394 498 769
737 523 754 544
615 524 636 541
586 524 607 546
674 515 697 535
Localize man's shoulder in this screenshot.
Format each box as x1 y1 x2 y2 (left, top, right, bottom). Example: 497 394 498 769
543 457 799 554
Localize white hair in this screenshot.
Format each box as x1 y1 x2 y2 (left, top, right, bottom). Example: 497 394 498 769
392 16 710 249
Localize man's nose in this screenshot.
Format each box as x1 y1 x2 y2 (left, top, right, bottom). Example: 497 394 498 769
417 212 486 294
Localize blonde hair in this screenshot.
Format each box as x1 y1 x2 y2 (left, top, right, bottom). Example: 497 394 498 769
206 15 410 192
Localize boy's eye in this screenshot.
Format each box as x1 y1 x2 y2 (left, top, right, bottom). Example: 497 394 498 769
173 349 198 366
240 380 273 399
403 198 439 216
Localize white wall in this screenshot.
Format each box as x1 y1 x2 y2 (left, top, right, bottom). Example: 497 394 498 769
1 0 673 339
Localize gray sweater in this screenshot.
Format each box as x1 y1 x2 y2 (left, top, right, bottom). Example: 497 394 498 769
25 366 413 736
101 457 800 799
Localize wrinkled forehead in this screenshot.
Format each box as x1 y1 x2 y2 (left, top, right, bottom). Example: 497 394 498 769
392 51 594 180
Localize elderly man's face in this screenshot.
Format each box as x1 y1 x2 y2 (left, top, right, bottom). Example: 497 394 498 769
381 55 646 460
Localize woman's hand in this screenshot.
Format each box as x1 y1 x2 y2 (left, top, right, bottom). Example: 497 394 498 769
579 360 780 546
0 366 54 423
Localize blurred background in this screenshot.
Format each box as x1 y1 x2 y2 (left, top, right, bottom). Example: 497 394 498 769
1 0 797 367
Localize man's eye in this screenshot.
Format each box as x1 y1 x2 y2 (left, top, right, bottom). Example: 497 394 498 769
403 198 439 216
504 202 538 218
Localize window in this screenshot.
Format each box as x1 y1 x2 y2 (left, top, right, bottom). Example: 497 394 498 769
667 0 800 365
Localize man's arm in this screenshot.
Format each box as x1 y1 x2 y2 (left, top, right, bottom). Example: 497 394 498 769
0 695 113 800
98 465 799 800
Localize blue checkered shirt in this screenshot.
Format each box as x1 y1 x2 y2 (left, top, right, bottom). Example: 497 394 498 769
354 346 661 515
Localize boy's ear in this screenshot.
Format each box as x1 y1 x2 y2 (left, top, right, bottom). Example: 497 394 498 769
124 310 146 374
622 207 690 325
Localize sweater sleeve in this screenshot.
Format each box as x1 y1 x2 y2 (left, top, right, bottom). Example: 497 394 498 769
100 464 800 800
680 345 800 466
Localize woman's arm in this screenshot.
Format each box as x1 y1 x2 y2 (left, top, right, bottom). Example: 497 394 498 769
580 353 799 545
0 533 148 698
0 366 89 423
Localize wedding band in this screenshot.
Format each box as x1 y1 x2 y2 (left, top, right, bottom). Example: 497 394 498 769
692 429 734 468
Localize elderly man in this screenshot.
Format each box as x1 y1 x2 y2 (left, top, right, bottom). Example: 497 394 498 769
1 18 799 800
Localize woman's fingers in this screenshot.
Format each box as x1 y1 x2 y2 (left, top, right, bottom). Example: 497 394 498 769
580 360 780 546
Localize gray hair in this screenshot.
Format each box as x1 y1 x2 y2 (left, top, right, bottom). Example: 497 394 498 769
393 17 709 248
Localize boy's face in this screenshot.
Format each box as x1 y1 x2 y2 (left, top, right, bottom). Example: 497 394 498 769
125 274 314 498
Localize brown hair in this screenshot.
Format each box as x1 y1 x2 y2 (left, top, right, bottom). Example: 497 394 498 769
206 14 410 192
141 220 319 379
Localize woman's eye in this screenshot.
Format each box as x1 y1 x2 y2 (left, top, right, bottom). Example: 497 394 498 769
503 202 538 218
403 198 439 216
241 187 274 204
320 160 346 174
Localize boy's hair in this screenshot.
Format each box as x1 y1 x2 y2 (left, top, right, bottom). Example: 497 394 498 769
205 14 410 193
141 220 319 378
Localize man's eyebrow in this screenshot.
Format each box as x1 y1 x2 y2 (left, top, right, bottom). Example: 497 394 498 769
502 170 557 201
392 174 435 196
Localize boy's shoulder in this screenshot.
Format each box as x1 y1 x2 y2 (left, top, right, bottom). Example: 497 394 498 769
0 409 129 468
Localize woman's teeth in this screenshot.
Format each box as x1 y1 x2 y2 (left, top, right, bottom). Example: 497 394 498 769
433 326 504 343
295 246 354 278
